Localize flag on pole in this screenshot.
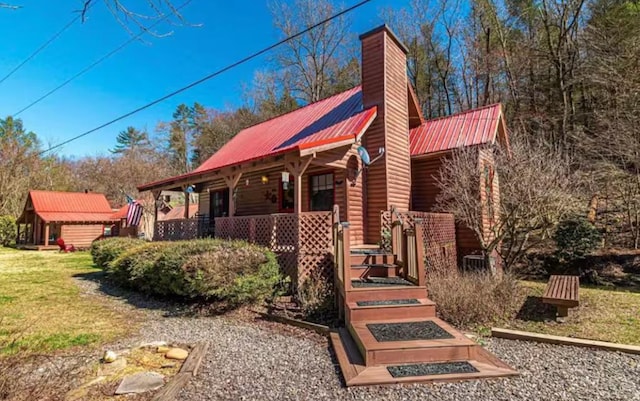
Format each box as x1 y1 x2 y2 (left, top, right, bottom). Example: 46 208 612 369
126 197 143 227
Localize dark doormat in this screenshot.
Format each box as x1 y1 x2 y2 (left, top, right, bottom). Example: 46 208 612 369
366 320 454 342
356 299 420 307
387 361 478 378
351 277 414 288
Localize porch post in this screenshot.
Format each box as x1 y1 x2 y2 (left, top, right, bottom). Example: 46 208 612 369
33 214 38 244
184 189 190 219
223 171 242 217
285 156 313 214
44 223 50 246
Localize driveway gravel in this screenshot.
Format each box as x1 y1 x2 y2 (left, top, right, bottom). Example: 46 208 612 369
75 273 640 401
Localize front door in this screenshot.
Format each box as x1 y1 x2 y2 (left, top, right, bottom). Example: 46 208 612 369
209 189 229 235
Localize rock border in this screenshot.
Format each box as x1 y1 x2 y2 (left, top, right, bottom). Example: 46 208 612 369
151 342 210 401
491 328 640 355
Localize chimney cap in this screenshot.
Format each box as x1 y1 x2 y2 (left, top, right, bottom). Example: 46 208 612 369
359 24 409 54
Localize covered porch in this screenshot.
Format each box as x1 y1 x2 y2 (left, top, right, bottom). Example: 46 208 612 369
149 150 363 286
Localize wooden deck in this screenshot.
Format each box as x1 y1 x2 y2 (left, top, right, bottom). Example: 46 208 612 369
330 217 518 386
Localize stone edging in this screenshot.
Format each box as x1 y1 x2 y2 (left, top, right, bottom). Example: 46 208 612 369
151 342 210 401
491 328 640 355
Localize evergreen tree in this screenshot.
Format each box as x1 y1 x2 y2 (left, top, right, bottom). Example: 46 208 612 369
110 126 150 154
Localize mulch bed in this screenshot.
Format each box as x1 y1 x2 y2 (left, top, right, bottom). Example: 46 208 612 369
387 361 478 378
367 320 454 342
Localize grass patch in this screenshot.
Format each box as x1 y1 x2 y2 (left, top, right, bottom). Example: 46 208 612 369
504 280 640 345
0 247 140 355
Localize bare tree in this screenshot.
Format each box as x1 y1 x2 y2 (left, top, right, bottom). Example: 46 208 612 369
436 134 577 270
269 0 357 103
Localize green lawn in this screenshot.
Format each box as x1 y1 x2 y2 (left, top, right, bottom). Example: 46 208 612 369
0 247 139 354
503 280 640 345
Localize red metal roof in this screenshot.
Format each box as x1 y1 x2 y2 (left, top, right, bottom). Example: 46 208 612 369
409 103 503 156
139 86 376 191
27 190 117 223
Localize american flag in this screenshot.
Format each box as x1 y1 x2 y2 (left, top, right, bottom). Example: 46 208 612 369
126 196 144 227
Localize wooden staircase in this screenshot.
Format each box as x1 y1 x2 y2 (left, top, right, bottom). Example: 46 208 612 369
330 208 517 386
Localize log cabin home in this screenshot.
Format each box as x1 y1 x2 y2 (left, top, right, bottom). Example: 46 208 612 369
139 25 514 385
15 190 118 250
139 25 508 284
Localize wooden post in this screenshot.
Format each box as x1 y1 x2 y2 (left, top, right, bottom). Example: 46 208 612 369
44 223 50 246
32 214 38 244
223 171 242 217
342 222 351 291
414 219 426 287
183 189 191 219
285 156 313 214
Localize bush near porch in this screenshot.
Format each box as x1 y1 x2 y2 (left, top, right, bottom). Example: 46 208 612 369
89 236 146 269
94 238 282 305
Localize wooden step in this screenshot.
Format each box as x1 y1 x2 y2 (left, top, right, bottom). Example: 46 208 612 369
350 263 398 278
346 298 436 323
345 285 427 303
350 253 396 266
348 317 477 366
330 329 518 387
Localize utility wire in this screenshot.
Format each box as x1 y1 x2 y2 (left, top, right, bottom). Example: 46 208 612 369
0 11 82 85
38 0 373 155
13 0 193 117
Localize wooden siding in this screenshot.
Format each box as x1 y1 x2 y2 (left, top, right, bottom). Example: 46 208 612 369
60 224 104 248
197 165 349 225
410 156 447 212
361 27 411 244
410 153 483 259
346 153 365 245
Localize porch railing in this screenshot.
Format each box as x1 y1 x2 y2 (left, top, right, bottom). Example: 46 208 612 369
215 212 333 287
154 215 210 241
382 208 458 275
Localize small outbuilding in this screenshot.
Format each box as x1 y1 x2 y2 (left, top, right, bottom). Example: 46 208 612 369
16 190 118 250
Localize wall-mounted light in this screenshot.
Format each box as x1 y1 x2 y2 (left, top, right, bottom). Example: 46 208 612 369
245 178 250 186
261 175 269 184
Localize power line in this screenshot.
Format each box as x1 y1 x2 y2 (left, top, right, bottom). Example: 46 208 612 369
0 11 82 85
39 0 373 155
13 0 193 117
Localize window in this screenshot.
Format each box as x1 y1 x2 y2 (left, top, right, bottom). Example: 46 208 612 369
310 173 334 211
280 177 295 212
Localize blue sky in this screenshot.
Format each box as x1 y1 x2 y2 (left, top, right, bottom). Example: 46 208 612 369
0 1 409 158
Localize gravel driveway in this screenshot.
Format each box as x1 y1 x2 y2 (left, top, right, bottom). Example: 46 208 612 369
76 274 640 401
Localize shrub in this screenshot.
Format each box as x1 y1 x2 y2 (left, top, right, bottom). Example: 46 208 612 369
296 269 335 318
90 237 146 269
0 215 16 247
554 217 602 262
427 270 523 328
108 239 282 306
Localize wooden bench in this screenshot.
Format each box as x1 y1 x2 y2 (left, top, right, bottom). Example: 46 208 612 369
542 275 579 320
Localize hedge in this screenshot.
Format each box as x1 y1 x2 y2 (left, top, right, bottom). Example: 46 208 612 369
90 237 146 269
104 238 282 306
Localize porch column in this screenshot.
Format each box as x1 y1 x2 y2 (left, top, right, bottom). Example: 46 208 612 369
33 214 38 244
184 189 190 219
223 171 242 217
44 223 50 246
285 156 313 214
